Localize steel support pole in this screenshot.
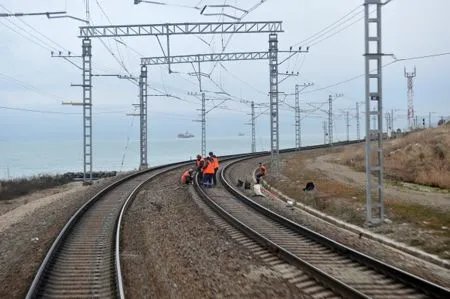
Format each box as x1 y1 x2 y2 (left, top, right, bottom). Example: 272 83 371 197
201 92 206 157
356 102 361 140
328 95 333 146
323 121 327 145
268 33 279 175
364 0 384 225
295 84 301 150
139 65 148 169
82 38 92 183
346 111 350 142
251 101 256 153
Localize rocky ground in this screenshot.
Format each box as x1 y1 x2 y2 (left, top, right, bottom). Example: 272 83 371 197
121 169 309 299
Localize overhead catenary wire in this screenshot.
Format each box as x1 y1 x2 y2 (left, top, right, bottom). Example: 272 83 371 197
291 4 363 47
303 51 450 94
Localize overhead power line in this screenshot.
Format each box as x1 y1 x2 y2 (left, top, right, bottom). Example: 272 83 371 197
304 51 450 94
292 4 363 47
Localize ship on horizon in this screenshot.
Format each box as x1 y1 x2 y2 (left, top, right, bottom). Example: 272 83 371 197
177 131 194 138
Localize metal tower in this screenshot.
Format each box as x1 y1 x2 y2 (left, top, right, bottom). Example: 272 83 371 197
328 95 333 146
250 101 256 153
364 0 385 225
356 102 361 140
404 67 416 130
268 33 280 175
346 111 350 142
295 84 301 150
138 65 148 169
82 38 92 182
201 92 206 156
323 121 328 145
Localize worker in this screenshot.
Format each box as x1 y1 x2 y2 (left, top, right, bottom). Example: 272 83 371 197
181 169 194 185
202 156 215 187
195 154 204 182
256 162 266 184
209 151 220 185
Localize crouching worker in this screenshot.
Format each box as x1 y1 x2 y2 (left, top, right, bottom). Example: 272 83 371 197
181 169 194 185
256 162 266 184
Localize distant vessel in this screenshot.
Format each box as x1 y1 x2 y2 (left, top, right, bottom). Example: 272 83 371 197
177 131 194 138
238 132 245 136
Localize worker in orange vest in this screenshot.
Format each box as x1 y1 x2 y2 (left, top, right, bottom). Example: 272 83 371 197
181 169 194 185
202 156 215 187
256 162 266 184
209 151 220 185
195 154 205 182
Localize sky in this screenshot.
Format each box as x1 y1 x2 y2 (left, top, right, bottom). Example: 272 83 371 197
0 0 449 143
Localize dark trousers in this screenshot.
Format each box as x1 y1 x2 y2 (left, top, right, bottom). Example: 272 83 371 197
184 176 192 185
197 169 203 182
213 168 218 185
203 173 213 187
256 173 264 184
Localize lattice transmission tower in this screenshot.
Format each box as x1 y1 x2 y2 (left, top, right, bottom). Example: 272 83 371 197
404 67 416 131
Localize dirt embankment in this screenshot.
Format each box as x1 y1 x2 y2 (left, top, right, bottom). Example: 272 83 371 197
266 143 450 260
341 124 450 189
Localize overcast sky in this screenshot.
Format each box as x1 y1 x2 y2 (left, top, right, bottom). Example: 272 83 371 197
0 0 449 141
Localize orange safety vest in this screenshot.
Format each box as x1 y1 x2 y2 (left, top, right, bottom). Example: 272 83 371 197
203 160 215 174
212 156 219 169
181 170 191 184
260 165 266 176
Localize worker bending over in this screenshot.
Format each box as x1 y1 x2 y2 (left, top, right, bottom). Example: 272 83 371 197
209 151 220 185
181 169 194 185
202 156 215 187
256 162 266 184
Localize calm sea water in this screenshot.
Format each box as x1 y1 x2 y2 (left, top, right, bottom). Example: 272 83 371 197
0 134 324 179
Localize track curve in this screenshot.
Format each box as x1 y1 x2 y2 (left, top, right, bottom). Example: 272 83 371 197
193 155 450 299
25 162 193 299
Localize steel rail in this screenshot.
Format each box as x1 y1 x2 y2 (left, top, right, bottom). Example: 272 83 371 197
25 139 361 298
25 152 257 298
194 158 367 299
218 156 450 299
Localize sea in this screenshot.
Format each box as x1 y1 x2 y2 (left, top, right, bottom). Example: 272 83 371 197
0 134 326 179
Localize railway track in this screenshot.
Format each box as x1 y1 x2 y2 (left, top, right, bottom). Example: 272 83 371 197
25 160 197 298
194 156 450 299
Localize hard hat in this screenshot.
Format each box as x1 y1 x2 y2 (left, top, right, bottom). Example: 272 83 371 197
197 154 201 159
188 168 194 173
209 151 213 156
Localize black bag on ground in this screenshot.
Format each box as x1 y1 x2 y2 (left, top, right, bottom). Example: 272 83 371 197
303 182 315 191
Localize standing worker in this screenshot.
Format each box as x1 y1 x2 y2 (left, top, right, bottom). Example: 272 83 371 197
202 156 215 187
181 169 194 185
209 151 220 185
195 154 204 182
256 162 266 184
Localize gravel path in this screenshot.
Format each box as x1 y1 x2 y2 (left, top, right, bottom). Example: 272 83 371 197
228 157 450 289
0 174 130 299
308 154 450 211
121 167 308 298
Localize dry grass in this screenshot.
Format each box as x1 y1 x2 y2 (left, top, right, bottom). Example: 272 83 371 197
266 148 450 259
340 124 450 189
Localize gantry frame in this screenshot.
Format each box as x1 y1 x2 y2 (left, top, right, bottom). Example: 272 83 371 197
76 21 283 178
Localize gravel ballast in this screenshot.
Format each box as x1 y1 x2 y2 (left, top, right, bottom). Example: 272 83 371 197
121 169 308 298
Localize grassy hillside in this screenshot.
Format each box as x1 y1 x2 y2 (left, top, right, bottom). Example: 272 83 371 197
341 123 450 189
